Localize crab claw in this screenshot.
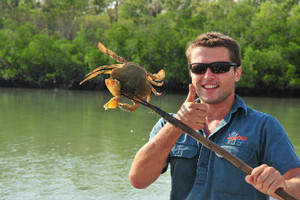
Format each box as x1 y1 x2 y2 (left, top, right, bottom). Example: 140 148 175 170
104 96 120 110
155 69 165 81
105 79 121 97
146 69 165 87
103 79 121 110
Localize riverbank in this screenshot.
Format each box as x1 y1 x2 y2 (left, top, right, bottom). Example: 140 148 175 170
1 77 300 98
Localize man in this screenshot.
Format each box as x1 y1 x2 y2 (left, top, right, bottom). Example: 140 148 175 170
129 32 300 199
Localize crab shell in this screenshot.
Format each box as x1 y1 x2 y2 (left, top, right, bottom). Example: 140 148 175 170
110 62 152 97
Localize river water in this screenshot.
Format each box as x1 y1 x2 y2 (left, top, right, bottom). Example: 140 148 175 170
0 88 299 200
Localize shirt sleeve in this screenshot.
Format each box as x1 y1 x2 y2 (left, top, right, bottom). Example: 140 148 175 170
149 117 170 173
150 117 167 140
262 115 300 174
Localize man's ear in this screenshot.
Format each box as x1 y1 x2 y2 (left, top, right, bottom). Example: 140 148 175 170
235 66 242 82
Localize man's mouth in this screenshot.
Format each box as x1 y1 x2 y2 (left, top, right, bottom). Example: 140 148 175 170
202 85 219 89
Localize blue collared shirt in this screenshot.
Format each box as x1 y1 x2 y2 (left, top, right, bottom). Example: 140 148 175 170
150 95 300 200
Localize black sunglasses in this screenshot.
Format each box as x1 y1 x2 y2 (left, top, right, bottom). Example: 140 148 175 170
189 62 238 74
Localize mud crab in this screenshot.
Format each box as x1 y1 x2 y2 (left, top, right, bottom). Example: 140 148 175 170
80 42 165 112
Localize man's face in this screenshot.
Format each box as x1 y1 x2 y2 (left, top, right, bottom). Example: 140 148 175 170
190 46 242 105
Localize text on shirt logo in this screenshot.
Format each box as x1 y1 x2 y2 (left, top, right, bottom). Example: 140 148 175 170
227 132 248 142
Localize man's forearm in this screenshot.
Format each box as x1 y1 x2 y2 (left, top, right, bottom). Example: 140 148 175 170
285 172 300 199
129 123 182 189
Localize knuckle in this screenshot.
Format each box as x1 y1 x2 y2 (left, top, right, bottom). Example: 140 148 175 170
256 176 263 183
274 170 281 176
267 166 275 173
251 167 260 176
261 164 268 168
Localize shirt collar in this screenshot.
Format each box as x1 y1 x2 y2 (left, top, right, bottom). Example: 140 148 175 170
223 94 248 123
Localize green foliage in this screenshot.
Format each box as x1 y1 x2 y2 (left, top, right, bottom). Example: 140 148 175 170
0 0 299 89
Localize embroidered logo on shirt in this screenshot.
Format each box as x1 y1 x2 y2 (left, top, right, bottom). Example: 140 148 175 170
227 132 248 143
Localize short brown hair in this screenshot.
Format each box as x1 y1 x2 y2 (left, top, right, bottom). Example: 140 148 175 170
186 32 241 66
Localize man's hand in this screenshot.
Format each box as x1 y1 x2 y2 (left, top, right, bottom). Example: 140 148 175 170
175 84 207 130
245 164 286 200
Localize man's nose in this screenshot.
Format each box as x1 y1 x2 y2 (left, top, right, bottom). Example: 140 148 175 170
203 68 215 77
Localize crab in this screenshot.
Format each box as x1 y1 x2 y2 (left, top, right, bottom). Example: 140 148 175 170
79 42 165 112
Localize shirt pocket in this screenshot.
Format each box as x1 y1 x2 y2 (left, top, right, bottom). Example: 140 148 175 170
216 144 258 167
169 134 199 158
213 144 258 196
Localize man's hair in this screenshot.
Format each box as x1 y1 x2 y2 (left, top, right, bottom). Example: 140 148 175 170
186 32 241 66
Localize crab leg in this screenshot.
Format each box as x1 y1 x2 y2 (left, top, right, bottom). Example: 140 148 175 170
79 70 113 85
98 42 127 64
150 86 162 96
118 101 140 112
85 64 122 77
146 94 150 102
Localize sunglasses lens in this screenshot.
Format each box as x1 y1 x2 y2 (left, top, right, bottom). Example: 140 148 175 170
211 63 231 73
191 64 207 74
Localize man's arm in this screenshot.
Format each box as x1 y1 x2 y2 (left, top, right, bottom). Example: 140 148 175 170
245 165 300 199
129 123 183 189
284 167 300 199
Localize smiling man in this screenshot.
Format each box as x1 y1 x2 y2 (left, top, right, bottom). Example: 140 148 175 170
129 32 300 200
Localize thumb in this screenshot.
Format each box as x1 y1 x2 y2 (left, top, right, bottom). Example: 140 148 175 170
245 175 254 185
185 84 196 102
